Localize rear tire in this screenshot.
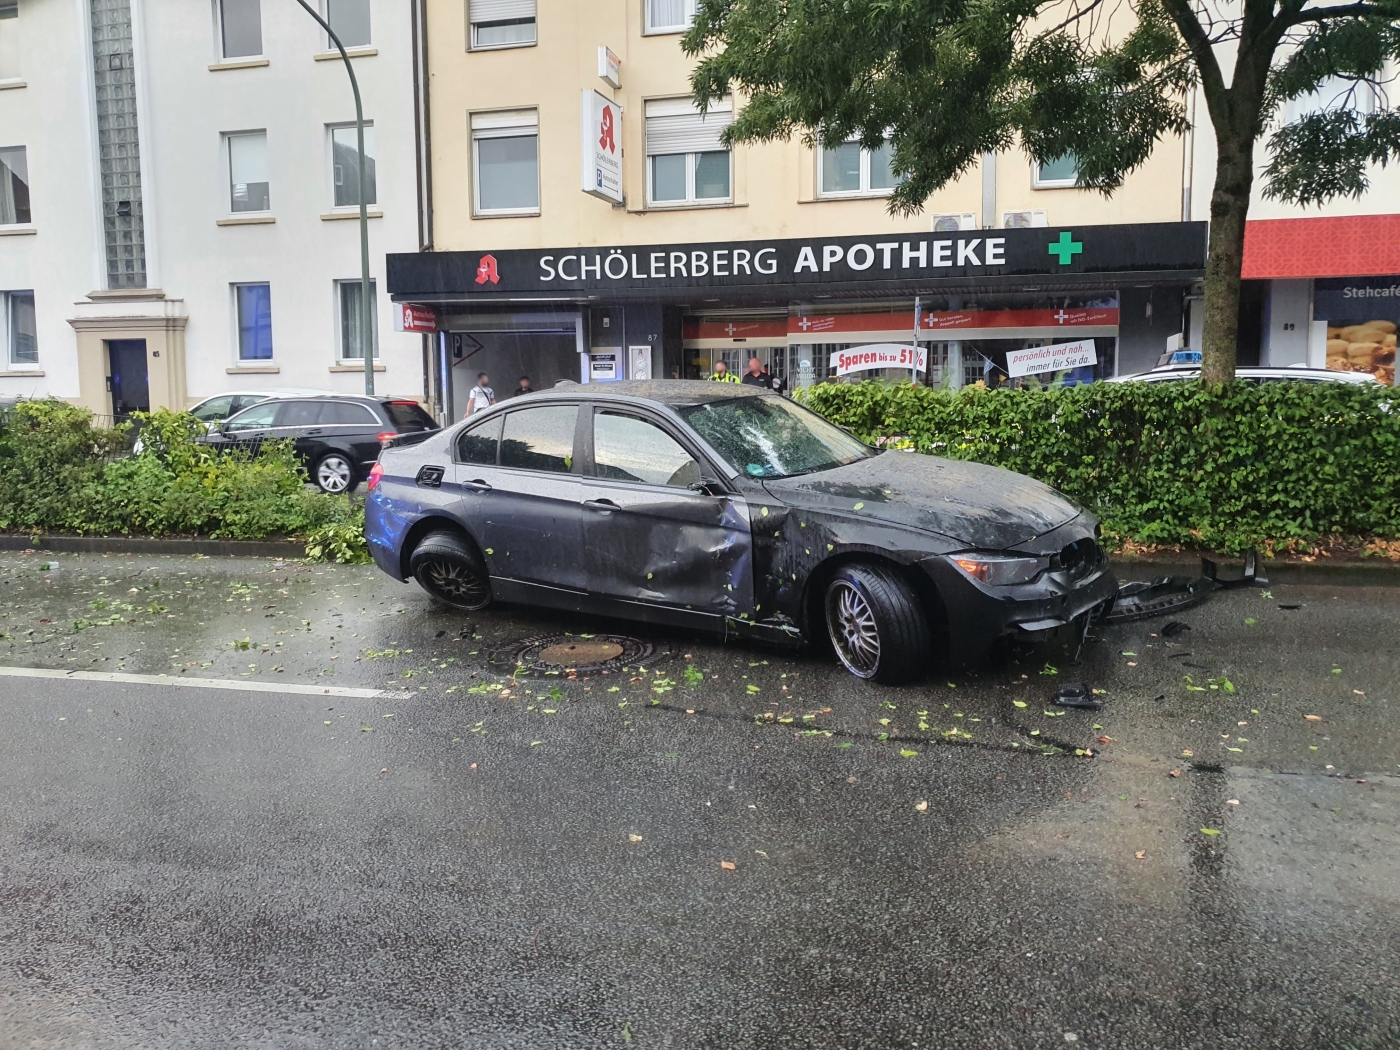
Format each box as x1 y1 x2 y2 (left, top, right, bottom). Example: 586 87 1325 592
824 562 930 684
314 452 357 494
410 531 493 611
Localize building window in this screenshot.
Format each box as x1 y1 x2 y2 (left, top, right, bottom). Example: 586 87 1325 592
219 0 263 60
0 146 30 225
330 123 376 207
644 0 696 34
2 290 36 366
645 98 732 206
471 110 539 215
819 138 901 197
468 0 536 49
325 0 370 48
0 0 22 81
1034 154 1078 188
235 283 273 360
227 132 270 213
337 279 379 359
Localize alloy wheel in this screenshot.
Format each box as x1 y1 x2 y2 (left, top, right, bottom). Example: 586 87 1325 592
423 558 490 608
826 580 881 678
316 456 353 494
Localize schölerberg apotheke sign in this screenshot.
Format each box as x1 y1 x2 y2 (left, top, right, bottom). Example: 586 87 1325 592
387 222 1208 299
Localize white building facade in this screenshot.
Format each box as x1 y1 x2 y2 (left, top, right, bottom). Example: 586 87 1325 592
0 0 428 417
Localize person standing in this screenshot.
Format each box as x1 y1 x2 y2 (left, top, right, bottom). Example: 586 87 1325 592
709 360 739 383
741 358 767 387
512 375 533 397
465 372 495 418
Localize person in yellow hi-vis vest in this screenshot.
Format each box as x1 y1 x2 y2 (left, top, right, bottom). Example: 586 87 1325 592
709 360 739 382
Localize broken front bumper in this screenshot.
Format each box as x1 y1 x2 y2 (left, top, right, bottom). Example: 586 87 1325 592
919 550 1119 666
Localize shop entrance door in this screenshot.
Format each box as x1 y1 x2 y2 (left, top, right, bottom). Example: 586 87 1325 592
107 340 149 422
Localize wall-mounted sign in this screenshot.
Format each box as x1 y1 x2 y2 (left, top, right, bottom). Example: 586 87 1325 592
393 303 436 333
598 45 621 89
590 350 619 381
388 223 1207 299
830 343 927 377
581 90 623 205
628 345 652 380
1005 339 1098 378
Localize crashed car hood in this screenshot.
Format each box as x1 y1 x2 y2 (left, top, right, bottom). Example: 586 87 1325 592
763 452 1082 549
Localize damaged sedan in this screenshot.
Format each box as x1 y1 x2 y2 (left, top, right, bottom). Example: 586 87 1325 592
364 382 1116 683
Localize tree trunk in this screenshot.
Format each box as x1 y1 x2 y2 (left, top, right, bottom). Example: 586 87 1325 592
1200 128 1257 384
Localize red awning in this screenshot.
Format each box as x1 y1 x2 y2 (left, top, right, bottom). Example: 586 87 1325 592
1242 214 1400 279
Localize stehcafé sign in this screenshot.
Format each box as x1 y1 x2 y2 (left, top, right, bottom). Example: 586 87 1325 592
387 222 1207 299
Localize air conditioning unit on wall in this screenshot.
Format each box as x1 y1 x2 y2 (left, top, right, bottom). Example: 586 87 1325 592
931 213 978 232
1001 210 1048 229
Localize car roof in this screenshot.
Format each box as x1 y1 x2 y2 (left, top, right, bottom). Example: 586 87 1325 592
1108 366 1380 384
513 379 766 407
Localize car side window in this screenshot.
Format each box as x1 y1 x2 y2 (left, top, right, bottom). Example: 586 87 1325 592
592 411 701 488
500 405 578 473
230 394 269 415
457 416 501 465
276 401 324 427
190 396 234 422
225 402 280 431
321 402 379 425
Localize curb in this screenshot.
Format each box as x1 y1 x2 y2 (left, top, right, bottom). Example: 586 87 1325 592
1109 554 1400 586
0 534 307 560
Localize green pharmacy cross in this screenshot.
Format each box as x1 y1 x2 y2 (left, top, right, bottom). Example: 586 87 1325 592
1048 231 1083 266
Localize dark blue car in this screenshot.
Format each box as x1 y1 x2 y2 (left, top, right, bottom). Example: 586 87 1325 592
364 381 1115 683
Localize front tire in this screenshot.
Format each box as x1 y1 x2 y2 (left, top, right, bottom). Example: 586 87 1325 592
824 563 930 684
410 531 493 611
314 452 357 494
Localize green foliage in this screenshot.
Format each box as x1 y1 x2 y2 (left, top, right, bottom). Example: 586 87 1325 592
799 380 1400 552
304 508 371 565
0 401 364 560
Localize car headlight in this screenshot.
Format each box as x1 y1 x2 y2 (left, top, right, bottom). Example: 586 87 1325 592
951 552 1049 586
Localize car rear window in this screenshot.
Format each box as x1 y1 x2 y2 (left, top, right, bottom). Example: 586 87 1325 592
384 401 438 431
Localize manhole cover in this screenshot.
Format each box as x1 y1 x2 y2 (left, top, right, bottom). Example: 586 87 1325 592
493 634 662 674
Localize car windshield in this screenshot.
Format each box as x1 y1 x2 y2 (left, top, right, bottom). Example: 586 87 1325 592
679 395 874 479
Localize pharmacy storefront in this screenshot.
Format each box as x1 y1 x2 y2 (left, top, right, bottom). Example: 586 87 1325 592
387 222 1206 418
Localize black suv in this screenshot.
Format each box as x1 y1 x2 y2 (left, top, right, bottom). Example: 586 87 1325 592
202 394 439 493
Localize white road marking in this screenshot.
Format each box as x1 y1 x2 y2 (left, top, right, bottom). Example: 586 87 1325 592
0 665 415 700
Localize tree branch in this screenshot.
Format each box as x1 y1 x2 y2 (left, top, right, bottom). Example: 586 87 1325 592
1279 2 1386 26
1160 0 1228 104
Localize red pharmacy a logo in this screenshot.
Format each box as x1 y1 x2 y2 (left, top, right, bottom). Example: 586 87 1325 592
599 106 616 153
475 254 500 285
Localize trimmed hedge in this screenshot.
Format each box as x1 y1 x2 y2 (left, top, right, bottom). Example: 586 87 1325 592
0 400 367 561
799 380 1400 553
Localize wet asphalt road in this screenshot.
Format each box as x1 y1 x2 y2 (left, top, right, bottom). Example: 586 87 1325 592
1 551 1398 1049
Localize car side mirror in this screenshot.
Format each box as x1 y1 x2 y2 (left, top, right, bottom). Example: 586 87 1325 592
688 477 722 495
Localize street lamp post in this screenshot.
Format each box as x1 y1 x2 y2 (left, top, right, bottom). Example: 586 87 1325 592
292 0 374 395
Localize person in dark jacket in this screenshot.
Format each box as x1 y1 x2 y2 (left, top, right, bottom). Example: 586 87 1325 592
741 358 767 386
512 376 533 397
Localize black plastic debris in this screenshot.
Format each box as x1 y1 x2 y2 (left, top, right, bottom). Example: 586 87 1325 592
1278 603 1302 610
1161 620 1191 637
1100 576 1212 623
1202 549 1269 589
1052 682 1103 709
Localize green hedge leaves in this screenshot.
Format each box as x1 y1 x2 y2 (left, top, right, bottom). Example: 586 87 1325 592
799 380 1400 552
0 401 364 561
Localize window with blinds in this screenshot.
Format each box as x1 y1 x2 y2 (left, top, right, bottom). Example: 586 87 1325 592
471 109 539 214
645 0 696 34
645 99 733 205
469 0 535 49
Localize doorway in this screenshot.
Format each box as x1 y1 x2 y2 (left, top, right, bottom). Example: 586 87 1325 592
107 339 149 422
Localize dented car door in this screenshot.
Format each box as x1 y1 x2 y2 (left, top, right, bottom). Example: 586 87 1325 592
579 405 753 629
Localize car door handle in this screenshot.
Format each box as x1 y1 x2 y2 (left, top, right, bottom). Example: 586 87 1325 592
583 498 619 512
461 479 492 493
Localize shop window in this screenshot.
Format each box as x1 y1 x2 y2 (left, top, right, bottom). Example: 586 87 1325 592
226 131 270 213
0 146 29 224
325 0 370 49
594 412 700 487
1034 154 1078 188
645 98 732 206
3 290 36 366
337 278 379 359
1 0 22 80
219 0 262 60
469 0 536 49
819 138 902 197
500 405 578 473
234 283 273 360
329 123 376 208
645 0 696 34
472 109 539 215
